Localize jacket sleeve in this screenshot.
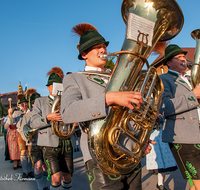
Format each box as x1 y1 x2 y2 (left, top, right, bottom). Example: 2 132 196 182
30 98 50 129
61 74 107 124
159 75 198 117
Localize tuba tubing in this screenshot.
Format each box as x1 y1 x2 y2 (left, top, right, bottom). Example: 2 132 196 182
51 95 76 139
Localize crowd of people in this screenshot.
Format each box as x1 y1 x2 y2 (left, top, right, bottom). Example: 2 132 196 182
1 22 200 190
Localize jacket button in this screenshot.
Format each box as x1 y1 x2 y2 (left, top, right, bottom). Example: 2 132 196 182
194 103 196 105
190 117 193 121
97 112 100 115
92 113 96 117
191 104 193 106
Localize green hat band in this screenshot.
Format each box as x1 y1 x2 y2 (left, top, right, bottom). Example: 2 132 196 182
79 36 106 53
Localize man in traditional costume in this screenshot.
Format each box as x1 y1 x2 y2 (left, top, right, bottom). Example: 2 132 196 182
61 23 154 190
31 67 73 190
160 44 200 190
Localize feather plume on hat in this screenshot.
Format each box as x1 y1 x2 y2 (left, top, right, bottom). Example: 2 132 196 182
26 88 36 96
72 23 98 50
17 94 25 100
46 67 64 80
152 41 170 56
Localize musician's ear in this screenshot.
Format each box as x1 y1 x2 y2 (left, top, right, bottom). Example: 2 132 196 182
81 52 87 60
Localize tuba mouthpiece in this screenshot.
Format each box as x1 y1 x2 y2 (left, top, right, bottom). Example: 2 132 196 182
100 54 108 59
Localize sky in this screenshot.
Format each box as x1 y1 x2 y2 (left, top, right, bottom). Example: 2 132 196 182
1 0 200 96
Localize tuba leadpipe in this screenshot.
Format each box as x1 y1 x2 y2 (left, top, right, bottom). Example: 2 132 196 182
88 0 184 175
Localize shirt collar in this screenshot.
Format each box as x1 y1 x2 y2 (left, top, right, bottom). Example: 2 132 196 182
48 95 54 101
85 66 111 73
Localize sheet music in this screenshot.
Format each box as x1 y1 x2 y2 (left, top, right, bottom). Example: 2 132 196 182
126 12 155 46
52 82 63 95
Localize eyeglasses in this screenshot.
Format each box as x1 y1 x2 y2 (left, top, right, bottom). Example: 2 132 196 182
173 55 187 60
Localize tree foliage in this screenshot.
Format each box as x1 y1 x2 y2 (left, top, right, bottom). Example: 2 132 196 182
104 56 115 71
0 101 7 118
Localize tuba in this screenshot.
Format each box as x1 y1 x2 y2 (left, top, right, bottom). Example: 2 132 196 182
51 94 76 139
191 29 200 91
88 0 184 175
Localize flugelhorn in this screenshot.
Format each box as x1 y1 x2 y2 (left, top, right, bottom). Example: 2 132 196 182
191 29 200 90
88 0 183 175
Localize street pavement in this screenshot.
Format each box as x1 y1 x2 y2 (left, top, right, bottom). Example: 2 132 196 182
0 136 190 190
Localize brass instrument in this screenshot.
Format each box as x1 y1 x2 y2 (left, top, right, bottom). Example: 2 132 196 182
191 29 200 90
51 95 76 139
23 124 39 142
88 0 183 175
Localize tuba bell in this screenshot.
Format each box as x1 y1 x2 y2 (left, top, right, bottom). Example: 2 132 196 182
87 0 184 175
51 94 76 139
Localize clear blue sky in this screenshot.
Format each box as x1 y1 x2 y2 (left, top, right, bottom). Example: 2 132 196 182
1 0 199 96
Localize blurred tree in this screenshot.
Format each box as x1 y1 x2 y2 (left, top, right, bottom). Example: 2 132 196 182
105 56 115 71
0 101 7 118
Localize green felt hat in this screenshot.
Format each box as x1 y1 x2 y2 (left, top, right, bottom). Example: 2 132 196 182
30 93 40 105
78 30 109 60
164 44 187 65
18 96 28 104
46 73 62 86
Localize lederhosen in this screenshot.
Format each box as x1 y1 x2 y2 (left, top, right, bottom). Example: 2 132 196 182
169 143 200 185
85 159 141 190
43 139 73 176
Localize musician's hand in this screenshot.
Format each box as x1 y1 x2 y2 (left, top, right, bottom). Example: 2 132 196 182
73 123 79 127
46 110 63 122
142 139 156 157
105 91 143 110
193 84 200 99
8 108 13 117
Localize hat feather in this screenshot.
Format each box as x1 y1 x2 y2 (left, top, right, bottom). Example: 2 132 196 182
152 41 170 56
72 23 98 37
26 88 36 96
46 67 64 79
17 94 25 100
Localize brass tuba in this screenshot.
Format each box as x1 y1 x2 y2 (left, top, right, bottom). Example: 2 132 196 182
191 29 200 91
51 94 76 139
88 0 184 175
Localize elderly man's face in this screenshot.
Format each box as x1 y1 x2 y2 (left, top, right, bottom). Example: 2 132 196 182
167 53 187 74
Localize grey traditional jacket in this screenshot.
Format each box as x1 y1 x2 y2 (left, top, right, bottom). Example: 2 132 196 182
159 71 200 143
61 72 135 163
19 110 37 146
30 96 59 147
7 110 23 127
